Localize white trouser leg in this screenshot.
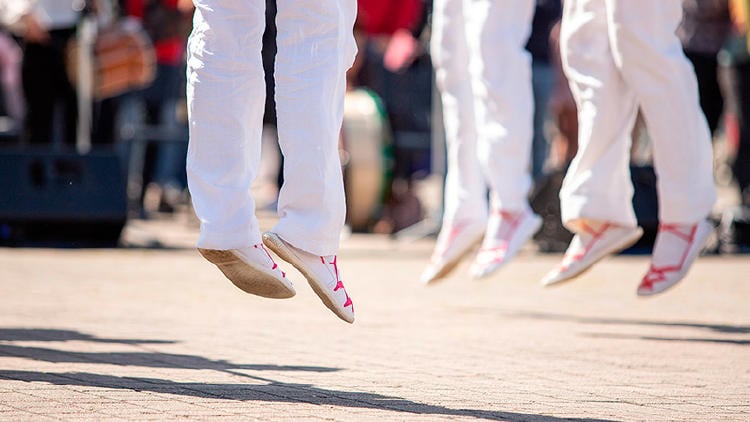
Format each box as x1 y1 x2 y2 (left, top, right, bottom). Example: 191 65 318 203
559 0 640 228
465 0 535 212
606 0 716 223
186 1 266 249
431 0 487 226
272 0 357 256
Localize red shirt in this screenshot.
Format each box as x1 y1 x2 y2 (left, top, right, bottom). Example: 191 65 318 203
356 0 423 36
126 0 185 66
125 0 179 18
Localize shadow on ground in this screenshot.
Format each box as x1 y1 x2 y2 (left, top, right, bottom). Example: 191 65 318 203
0 369 614 422
0 328 615 421
583 332 750 346
0 328 336 373
0 343 338 373
508 311 750 347
512 311 750 334
0 328 175 344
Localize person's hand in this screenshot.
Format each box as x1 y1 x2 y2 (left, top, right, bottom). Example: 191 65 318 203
178 0 195 13
383 29 419 73
730 0 748 33
22 14 50 44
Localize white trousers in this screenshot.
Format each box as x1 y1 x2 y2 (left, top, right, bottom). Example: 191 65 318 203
186 0 357 255
559 0 716 228
431 0 535 225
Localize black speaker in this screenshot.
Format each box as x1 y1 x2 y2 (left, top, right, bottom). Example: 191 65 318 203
0 150 127 246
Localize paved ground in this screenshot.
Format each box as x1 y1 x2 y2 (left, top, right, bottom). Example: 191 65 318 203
0 215 748 421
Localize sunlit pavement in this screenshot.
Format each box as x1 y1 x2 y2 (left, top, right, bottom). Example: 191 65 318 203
0 215 748 421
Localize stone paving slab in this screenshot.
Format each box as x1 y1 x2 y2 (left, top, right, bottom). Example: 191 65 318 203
0 217 748 421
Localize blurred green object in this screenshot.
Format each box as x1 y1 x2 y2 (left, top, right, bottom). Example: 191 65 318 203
719 33 750 66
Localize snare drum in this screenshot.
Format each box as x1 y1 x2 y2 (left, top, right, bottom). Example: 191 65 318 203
341 88 390 231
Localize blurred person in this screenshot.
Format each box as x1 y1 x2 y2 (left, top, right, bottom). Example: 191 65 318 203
249 0 283 211
726 0 750 205
527 17 580 255
0 29 24 129
422 0 542 283
187 0 357 323
350 0 431 234
542 0 717 296
125 0 193 213
0 0 82 145
526 0 563 180
547 20 579 166
679 0 732 136
352 0 426 77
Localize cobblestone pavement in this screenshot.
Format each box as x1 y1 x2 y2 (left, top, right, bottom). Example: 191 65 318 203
0 217 748 421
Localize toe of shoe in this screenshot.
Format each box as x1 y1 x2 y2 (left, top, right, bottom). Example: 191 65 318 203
636 277 679 297
271 280 297 298
540 270 566 286
470 267 486 279
339 308 355 324
636 285 655 296
336 288 355 320
420 263 444 284
420 270 438 284
470 261 500 279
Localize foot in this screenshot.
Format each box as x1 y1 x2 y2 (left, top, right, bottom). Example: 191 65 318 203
541 221 643 287
198 244 295 299
420 219 485 284
262 232 354 323
637 220 712 296
470 208 542 279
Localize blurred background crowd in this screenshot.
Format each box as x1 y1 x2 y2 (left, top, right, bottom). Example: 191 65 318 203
0 0 748 252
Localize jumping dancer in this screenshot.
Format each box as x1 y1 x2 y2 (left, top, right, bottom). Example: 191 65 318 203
423 0 542 284
187 0 357 322
542 0 716 295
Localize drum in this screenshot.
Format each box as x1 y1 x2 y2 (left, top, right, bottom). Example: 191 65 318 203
341 89 389 231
